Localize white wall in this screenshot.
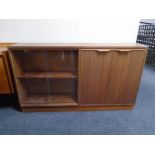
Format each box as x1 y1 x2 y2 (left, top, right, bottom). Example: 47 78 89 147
0 19 139 43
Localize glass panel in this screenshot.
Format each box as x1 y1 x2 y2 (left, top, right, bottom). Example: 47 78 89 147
47 50 77 72
46 50 78 105
12 50 78 106
19 79 49 104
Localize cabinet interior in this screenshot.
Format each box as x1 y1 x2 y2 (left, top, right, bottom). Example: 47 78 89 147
11 50 78 106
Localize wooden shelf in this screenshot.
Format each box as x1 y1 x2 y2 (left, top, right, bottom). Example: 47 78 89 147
22 95 77 106
17 71 77 79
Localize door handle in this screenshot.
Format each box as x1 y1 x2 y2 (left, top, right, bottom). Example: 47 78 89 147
96 49 133 54
95 49 112 54
82 49 112 54
115 49 132 53
82 49 134 54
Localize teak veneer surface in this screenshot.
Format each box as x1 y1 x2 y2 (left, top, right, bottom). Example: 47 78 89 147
0 43 15 93
9 43 148 112
17 71 77 79
9 43 147 50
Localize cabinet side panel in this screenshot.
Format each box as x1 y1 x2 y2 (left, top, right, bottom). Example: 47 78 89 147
8 50 27 105
0 57 11 93
2 51 14 93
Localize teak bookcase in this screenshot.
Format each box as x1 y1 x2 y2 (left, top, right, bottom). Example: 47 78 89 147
8 43 147 112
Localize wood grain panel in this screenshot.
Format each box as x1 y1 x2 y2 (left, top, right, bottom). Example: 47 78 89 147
0 57 10 93
107 50 147 104
2 51 14 93
0 80 10 93
78 50 112 105
23 95 77 106
0 43 15 48
0 42 15 94
0 57 6 79
79 49 147 106
9 43 147 50
21 104 134 112
17 71 77 79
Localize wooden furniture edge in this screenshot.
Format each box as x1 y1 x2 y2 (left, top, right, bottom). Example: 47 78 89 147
21 104 135 112
2 51 15 93
132 49 148 104
0 43 16 47
8 43 148 50
0 43 16 93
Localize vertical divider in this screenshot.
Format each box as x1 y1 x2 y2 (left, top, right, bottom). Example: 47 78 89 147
24 50 30 98
45 50 51 104
71 50 77 100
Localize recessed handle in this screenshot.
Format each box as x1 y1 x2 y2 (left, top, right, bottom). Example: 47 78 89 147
82 49 112 54
95 49 112 54
116 49 132 53
82 49 134 54
96 49 133 54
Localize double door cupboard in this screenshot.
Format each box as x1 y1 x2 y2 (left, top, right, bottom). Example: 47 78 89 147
8 43 147 112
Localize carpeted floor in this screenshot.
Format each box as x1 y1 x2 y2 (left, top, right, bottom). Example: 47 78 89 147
0 65 155 135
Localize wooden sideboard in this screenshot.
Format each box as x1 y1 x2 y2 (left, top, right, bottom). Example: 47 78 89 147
0 43 15 94
8 43 147 112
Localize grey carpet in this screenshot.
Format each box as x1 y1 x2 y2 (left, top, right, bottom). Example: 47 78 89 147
0 65 155 135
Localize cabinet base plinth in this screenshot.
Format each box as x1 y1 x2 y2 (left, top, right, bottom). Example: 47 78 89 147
21 104 135 112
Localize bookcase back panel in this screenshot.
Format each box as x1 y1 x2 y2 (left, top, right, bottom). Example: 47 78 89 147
47 51 78 71
20 79 77 95
22 51 46 72
12 50 78 73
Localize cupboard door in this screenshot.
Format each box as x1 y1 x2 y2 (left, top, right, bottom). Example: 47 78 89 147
79 49 112 105
107 49 147 105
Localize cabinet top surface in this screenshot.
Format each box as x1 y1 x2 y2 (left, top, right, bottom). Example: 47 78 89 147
8 43 147 50
0 43 15 55
0 47 7 55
